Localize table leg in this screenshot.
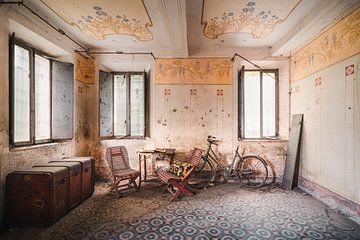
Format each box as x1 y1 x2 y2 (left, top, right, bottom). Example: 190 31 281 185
138 154 142 188
143 154 147 181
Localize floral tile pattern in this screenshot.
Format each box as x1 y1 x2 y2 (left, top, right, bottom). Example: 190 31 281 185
2 182 360 239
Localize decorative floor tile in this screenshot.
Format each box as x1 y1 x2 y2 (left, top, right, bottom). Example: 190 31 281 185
2 182 360 240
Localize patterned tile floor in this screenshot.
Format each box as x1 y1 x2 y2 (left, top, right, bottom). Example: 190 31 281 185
2 182 360 240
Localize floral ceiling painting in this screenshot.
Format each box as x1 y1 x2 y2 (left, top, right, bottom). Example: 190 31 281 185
40 0 153 41
202 0 301 39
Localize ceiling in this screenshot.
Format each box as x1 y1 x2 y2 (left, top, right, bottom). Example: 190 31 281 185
6 0 360 70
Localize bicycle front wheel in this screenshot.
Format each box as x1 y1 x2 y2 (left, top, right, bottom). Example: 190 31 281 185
236 155 268 188
191 157 215 189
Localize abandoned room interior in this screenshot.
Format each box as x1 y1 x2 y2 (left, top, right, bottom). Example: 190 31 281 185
0 0 360 239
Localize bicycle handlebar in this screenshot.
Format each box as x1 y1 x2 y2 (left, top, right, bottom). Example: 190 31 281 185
207 135 220 145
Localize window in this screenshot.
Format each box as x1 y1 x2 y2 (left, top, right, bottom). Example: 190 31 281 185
238 69 278 139
100 71 146 138
10 39 74 146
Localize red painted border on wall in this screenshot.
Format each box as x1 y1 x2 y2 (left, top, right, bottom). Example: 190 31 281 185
299 176 360 219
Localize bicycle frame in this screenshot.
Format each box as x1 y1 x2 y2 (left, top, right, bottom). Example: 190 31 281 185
197 135 269 188
202 140 243 178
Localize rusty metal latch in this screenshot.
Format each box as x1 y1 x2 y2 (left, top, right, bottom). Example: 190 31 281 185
33 199 44 208
23 175 31 182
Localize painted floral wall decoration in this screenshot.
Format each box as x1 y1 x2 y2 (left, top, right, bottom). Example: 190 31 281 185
202 0 301 39
155 59 232 85
41 0 153 41
291 7 360 82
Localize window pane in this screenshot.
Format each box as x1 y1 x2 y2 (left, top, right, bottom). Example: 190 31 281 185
99 71 113 137
14 45 30 142
262 72 276 137
244 71 260 138
130 74 145 136
114 74 127 136
52 61 74 139
35 55 51 140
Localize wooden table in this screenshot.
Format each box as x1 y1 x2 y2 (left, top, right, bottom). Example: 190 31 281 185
137 148 176 181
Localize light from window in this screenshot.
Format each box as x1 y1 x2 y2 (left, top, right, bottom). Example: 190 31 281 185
114 74 127 136
130 74 145 136
14 45 30 142
35 55 51 140
244 71 261 138
100 72 146 138
242 70 277 138
262 72 276 137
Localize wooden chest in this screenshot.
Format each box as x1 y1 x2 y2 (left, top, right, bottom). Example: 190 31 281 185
33 162 82 209
54 157 95 200
5 167 69 227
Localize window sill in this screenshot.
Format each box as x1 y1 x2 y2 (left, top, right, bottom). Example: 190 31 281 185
238 138 287 142
100 136 149 141
10 140 72 152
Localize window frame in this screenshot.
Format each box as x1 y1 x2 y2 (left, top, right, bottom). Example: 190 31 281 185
9 38 56 147
99 71 147 140
34 51 52 144
238 68 279 140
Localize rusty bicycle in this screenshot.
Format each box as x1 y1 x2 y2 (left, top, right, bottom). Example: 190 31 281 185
193 135 268 189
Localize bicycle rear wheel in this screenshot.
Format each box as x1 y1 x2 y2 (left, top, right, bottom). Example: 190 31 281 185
191 157 215 189
236 155 268 188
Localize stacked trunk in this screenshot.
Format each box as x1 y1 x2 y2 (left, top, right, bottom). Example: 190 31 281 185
5 157 94 227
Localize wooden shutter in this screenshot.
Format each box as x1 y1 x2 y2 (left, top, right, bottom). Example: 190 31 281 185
52 60 74 139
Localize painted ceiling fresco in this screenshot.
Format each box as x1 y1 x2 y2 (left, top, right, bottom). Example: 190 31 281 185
40 0 153 41
202 0 301 39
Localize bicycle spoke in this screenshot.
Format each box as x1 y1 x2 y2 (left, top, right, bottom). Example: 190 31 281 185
236 156 268 188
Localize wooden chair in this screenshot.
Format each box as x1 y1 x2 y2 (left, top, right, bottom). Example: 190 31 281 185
106 146 141 196
157 147 204 201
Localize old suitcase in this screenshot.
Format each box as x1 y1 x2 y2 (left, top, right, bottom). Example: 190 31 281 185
5 167 69 227
53 157 95 200
33 162 82 209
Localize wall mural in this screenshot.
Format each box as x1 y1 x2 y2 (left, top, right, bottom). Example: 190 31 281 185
202 0 301 39
41 0 153 41
291 7 360 82
155 59 232 85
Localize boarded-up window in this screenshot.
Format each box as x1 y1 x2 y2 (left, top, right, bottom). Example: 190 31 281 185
52 60 74 139
99 71 113 137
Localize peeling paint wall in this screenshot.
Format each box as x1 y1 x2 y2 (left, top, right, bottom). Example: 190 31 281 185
94 58 289 182
290 7 360 210
0 9 89 227
291 54 360 205
154 84 233 159
233 60 289 181
0 4 291 228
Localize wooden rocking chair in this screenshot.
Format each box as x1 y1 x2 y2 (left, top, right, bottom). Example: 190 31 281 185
157 147 204 201
106 146 141 196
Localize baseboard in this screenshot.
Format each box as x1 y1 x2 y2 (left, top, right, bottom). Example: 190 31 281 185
298 176 360 225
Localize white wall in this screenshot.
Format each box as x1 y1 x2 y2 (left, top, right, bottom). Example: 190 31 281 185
291 54 360 204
